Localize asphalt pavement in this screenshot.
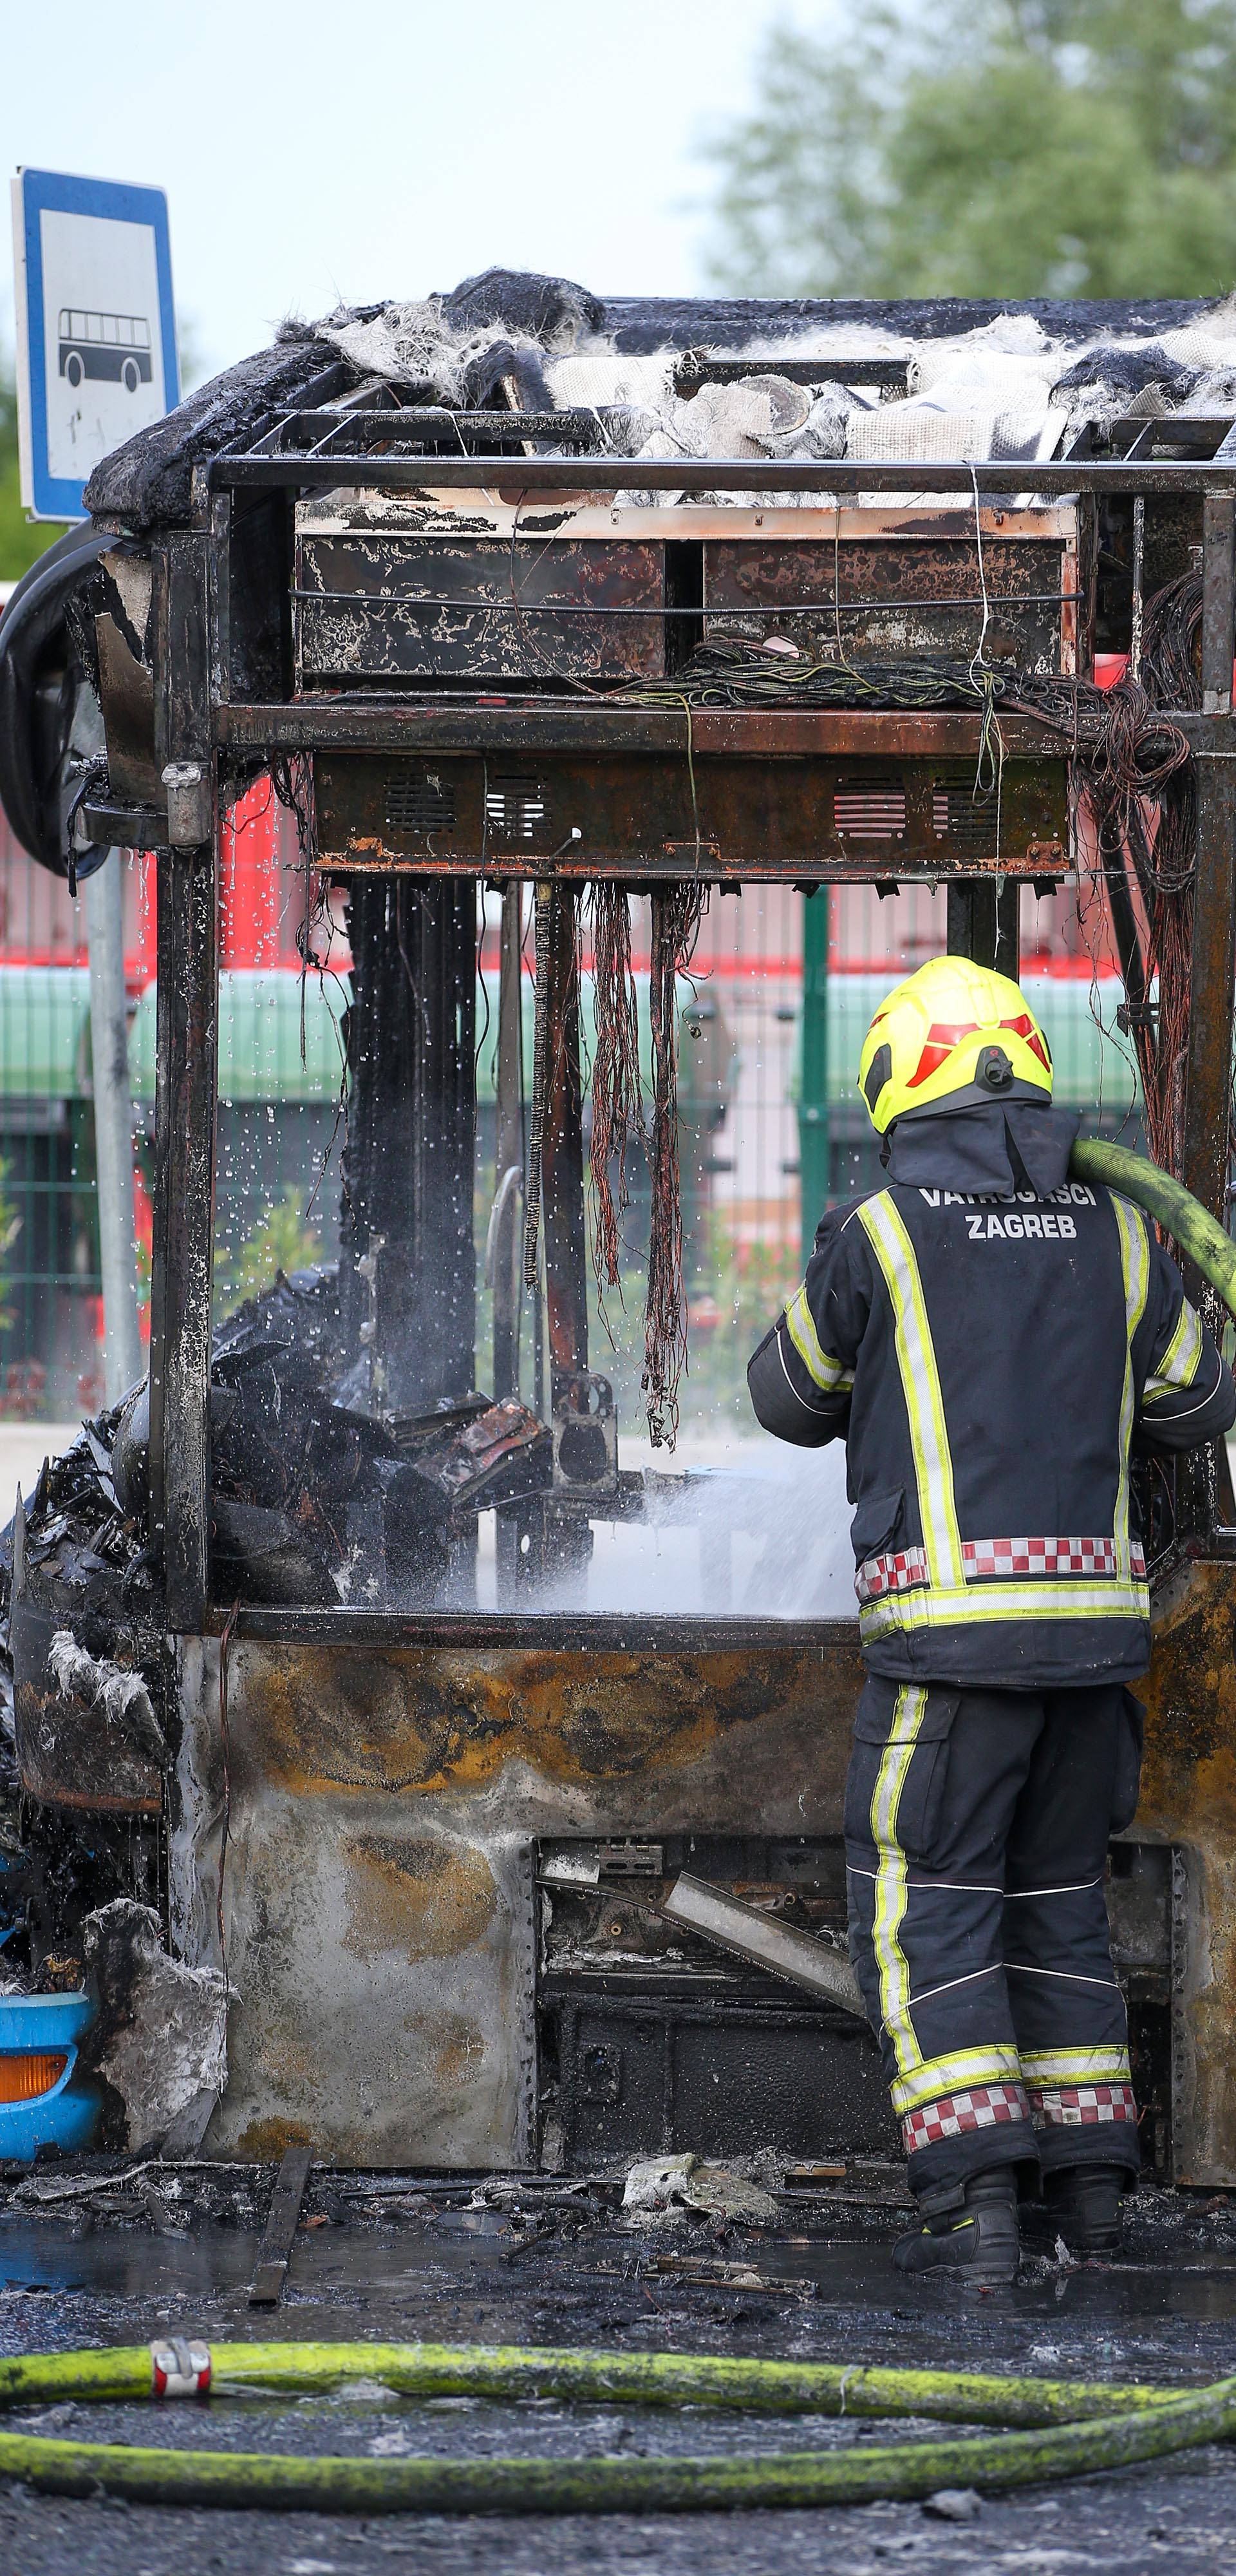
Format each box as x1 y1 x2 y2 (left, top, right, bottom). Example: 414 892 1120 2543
1 2166 1235 2574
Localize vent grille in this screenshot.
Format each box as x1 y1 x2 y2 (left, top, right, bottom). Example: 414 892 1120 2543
384 769 456 835
933 775 997 853
833 781 906 840
485 777 549 841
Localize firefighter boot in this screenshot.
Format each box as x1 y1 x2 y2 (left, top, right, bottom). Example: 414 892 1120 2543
893 2168 1020 2284
1043 2162 1126 2257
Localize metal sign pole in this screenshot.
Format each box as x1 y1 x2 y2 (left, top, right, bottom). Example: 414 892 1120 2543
8 163 177 1408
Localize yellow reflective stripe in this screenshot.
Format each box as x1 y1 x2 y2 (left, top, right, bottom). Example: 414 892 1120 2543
857 1195 964 1591
869 1684 928 2079
890 2046 1024 2119
860 1580 1148 1639
1020 2048 1131 2085
862 1580 1147 1634
1112 1195 1150 1582
784 1283 853 1393
1145 1298 1203 1401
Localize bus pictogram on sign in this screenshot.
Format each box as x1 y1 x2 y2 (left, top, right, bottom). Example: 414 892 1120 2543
57 308 153 393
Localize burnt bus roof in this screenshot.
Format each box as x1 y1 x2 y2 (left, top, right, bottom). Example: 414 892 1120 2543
82 265 1233 534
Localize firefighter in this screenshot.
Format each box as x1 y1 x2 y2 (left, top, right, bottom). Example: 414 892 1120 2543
748 954 1235 2282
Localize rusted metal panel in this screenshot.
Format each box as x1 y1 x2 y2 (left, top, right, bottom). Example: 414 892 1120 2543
218 701 1073 762
161 1583 1236 2183
704 535 1078 672
294 535 666 683
313 750 1067 882
207 1638 859 1806
171 1633 861 2165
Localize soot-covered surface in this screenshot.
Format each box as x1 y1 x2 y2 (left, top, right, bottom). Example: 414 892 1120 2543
2 2169 1236 2570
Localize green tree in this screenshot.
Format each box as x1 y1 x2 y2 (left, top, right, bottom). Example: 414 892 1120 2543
0 366 67 581
703 0 1236 301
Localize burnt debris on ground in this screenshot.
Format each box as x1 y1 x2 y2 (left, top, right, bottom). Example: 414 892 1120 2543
3 2174 1236 2572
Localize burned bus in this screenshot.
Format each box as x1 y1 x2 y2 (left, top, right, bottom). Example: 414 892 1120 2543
3 270 1235 2182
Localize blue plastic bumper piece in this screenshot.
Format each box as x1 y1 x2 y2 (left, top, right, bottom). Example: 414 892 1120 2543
0 1992 99 2162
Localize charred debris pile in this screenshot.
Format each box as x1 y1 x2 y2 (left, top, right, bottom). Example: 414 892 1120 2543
0 1261 548 2056
206 1269 550 1607
0 1418 166 2034
5 1265 550 1634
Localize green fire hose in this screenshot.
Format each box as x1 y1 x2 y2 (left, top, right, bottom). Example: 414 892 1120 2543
1069 1138 1236 1317
0 2339 1231 2514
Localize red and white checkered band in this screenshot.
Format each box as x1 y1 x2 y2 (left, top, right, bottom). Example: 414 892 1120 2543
1027 2082 1138 2128
901 2081 1030 2155
857 1536 1145 1602
857 1546 928 1602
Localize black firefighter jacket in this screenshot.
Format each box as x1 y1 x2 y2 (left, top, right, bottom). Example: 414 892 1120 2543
748 1100 1236 1687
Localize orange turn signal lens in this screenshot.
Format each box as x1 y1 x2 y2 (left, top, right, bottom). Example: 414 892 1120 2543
0 2052 68 2103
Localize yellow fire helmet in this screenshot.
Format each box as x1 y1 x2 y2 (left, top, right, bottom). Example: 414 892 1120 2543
857 954 1053 1135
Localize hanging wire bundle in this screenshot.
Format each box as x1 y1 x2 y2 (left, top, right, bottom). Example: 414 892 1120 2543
622 632 1191 774
1134 573 1201 1178
626 632 1197 1176
1141 568 1203 711
270 753 341 1070
619 638 997 714
1013 603 1196 1178
588 884 643 1293
644 884 708 1448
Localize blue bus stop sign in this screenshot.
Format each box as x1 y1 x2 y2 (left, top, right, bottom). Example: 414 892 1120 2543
10 167 178 520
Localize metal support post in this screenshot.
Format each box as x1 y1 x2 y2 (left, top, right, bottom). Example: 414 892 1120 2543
541 885 588 1384
798 889 830 1267
539 884 592 1581
1180 491 1236 1539
150 837 217 1628
149 532 218 1630
84 852 142 1403
1183 493 1236 1229
492 885 524 1402
945 876 1020 976
340 878 476 1414
492 886 525 1598
1201 489 1236 720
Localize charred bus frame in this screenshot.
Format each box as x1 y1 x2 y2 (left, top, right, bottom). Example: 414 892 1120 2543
74 405 1236 2176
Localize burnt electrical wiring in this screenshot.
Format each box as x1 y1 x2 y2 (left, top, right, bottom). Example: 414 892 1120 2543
644 884 708 1450
588 885 644 1297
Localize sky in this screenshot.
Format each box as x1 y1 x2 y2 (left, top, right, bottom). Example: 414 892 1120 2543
1 0 819 385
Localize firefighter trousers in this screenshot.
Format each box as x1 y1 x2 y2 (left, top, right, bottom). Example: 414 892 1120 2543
845 1676 1144 2199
